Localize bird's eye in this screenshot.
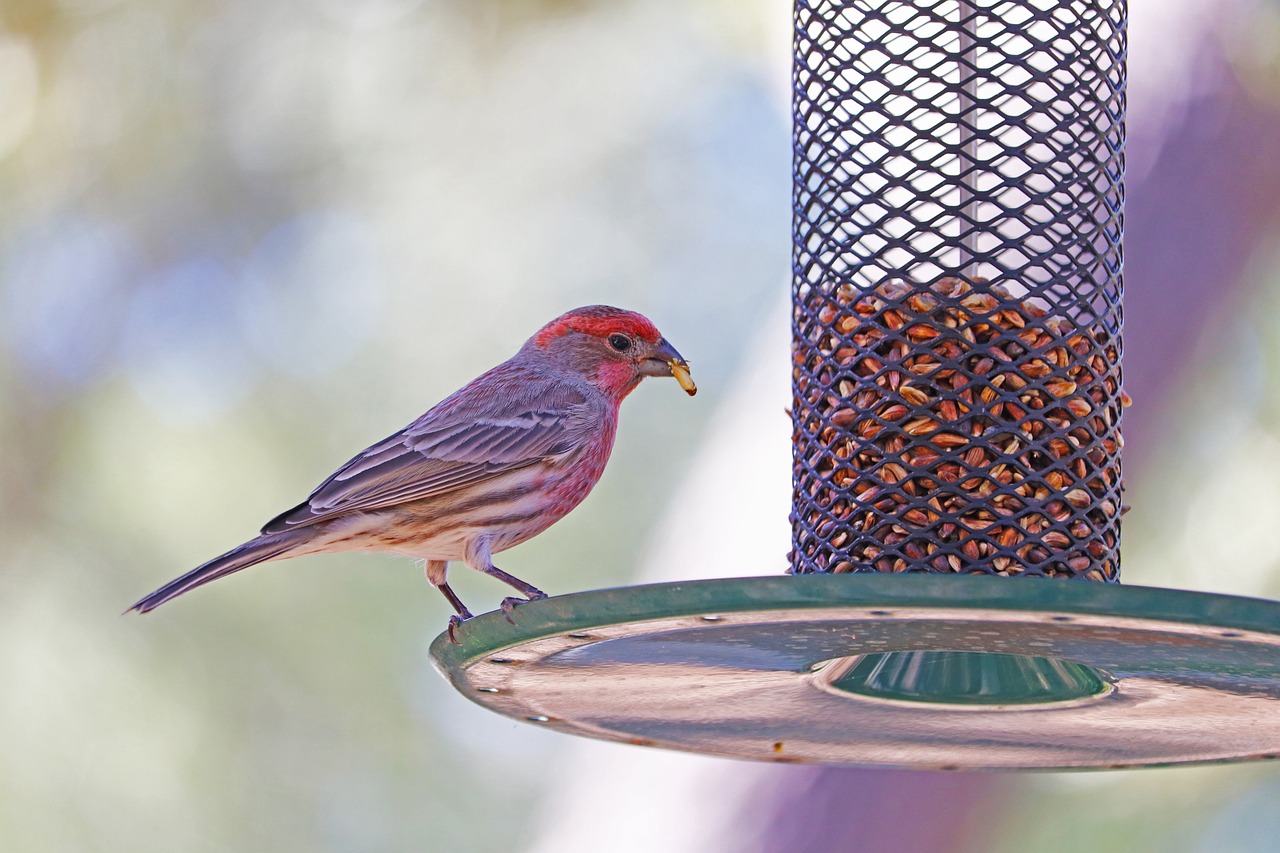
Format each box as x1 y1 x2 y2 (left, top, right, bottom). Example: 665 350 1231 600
608 333 632 352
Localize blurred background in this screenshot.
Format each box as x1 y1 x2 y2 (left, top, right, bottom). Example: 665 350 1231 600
3 0 1280 850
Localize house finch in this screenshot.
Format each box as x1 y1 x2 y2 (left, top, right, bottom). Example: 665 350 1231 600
129 305 695 641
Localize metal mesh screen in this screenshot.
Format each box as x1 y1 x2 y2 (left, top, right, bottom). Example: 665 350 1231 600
790 0 1126 580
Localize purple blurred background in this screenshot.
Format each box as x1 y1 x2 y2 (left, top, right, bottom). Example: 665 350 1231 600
2 0 1280 850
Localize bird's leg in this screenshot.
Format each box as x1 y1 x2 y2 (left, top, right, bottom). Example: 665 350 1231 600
427 560 474 645
438 581 474 619
464 537 547 624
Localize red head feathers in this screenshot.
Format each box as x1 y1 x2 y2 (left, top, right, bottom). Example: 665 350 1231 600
533 305 662 349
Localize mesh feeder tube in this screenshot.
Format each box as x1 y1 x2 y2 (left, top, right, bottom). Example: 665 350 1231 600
790 0 1127 580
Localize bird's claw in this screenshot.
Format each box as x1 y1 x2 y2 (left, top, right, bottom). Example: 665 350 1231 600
447 614 468 645
500 597 522 624
500 592 547 625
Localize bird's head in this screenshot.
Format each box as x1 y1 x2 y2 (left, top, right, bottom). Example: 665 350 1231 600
529 305 696 402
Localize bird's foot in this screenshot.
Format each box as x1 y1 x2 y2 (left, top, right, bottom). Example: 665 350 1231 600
500 591 548 625
447 614 469 645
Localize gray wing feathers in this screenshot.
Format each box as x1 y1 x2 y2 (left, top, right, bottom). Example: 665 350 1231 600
262 372 598 533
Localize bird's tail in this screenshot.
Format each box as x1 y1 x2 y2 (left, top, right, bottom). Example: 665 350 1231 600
128 530 306 614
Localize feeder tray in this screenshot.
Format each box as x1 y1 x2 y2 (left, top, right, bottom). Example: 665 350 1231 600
430 575 1280 770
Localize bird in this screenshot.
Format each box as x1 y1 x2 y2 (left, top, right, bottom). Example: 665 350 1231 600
129 305 696 641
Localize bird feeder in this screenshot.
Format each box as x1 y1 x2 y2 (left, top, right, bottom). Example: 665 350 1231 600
431 0 1280 769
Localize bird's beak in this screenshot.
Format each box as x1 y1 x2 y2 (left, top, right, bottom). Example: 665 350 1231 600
639 337 697 396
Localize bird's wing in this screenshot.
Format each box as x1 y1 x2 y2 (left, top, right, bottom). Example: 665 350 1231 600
261 368 597 533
